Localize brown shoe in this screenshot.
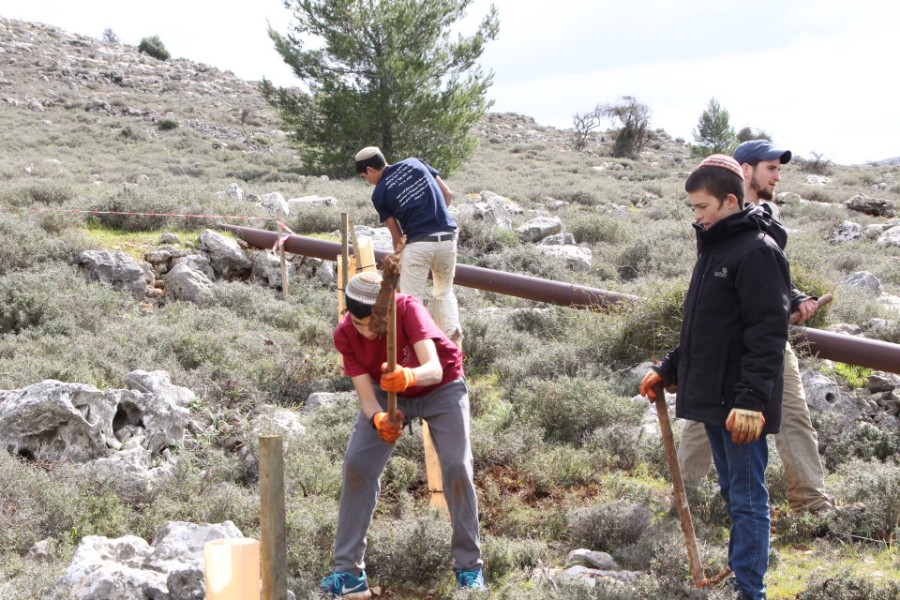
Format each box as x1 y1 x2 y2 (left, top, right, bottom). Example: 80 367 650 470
808 501 866 515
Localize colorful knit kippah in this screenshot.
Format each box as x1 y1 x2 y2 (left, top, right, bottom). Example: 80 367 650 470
346 271 383 305
697 154 744 180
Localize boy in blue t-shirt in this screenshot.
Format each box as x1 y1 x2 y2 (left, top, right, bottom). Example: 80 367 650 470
355 146 462 346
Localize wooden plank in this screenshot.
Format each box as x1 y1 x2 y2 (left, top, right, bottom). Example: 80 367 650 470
422 421 448 511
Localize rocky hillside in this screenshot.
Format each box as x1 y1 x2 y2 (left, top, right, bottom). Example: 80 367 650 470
0 16 285 154
2 15 900 600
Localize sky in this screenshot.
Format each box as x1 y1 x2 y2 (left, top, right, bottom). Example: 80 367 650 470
1 0 897 165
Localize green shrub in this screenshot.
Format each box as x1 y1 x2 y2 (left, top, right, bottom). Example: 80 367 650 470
138 35 170 61
470 421 543 471
798 569 900 600
480 533 550 580
284 495 340 591
832 363 872 389
616 517 728 593
0 215 89 275
157 118 179 131
584 422 647 471
596 282 687 367
458 218 519 256
365 512 452 587
118 125 147 142
284 443 343 499
475 245 570 281
459 315 530 377
0 264 127 337
18 183 77 206
567 214 624 245
85 188 179 231
134 455 259 538
568 500 653 552
681 477 730 528
822 423 900 470
508 376 641 446
519 445 597 494
833 459 900 542
290 206 343 235
0 454 81 553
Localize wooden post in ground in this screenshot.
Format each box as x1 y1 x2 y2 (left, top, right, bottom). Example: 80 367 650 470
259 436 287 600
339 213 350 315
276 209 289 301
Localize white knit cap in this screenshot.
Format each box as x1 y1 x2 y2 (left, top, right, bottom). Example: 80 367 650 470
345 271 382 305
354 146 383 161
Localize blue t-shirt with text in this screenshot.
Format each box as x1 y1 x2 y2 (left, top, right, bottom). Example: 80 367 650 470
371 158 456 240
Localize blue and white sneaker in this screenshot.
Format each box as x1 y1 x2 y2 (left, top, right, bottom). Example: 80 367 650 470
455 567 487 591
319 570 371 598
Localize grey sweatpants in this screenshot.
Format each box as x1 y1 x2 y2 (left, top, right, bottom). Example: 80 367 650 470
677 342 835 512
333 377 482 574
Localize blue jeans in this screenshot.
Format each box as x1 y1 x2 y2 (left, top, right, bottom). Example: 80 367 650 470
706 425 770 600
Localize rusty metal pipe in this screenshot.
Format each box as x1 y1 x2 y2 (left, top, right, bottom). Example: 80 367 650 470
221 225 900 373
220 225 638 309
790 327 900 373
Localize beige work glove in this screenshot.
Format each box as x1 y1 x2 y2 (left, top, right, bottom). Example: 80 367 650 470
725 408 766 444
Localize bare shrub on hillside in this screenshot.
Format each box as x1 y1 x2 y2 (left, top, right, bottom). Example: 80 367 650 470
101 28 119 44
572 104 604 150
796 151 834 175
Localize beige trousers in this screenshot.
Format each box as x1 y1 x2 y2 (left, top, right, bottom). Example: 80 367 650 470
677 342 835 512
399 238 461 339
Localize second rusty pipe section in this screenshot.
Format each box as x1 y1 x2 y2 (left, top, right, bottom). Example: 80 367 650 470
222 225 900 373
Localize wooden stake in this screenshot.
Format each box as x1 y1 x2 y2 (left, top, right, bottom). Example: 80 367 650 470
276 209 289 301
340 213 350 304
259 436 287 600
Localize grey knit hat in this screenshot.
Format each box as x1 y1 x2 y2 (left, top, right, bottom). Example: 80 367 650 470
345 271 382 305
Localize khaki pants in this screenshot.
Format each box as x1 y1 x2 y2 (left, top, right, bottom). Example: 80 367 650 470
677 342 835 512
399 238 461 339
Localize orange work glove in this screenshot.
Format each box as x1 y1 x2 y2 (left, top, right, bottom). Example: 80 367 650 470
380 364 416 393
639 371 663 402
370 410 405 445
725 408 766 444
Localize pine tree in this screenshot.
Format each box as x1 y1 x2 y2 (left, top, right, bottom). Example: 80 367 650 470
692 97 736 156
263 0 499 176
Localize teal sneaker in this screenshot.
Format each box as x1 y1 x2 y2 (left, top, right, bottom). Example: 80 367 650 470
455 568 487 591
319 570 371 598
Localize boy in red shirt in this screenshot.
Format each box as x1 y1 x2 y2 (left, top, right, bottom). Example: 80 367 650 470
319 272 484 598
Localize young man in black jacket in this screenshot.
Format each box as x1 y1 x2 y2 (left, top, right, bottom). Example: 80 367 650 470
677 140 838 514
640 154 791 600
